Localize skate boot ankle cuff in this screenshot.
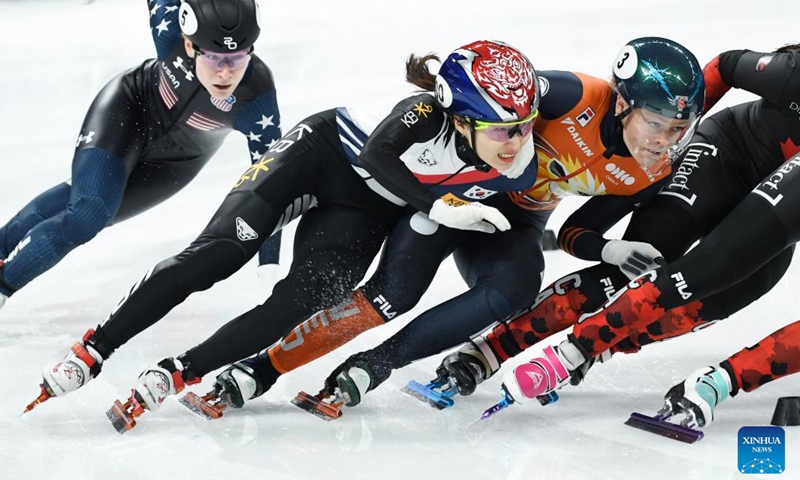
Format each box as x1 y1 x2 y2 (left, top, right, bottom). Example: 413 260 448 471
562 334 592 370
470 337 502 376
719 360 740 397
176 354 203 386
71 342 104 378
156 358 193 393
231 362 266 398
487 322 523 361
84 327 115 360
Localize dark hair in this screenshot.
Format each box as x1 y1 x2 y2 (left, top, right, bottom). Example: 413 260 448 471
405 53 440 91
774 43 800 53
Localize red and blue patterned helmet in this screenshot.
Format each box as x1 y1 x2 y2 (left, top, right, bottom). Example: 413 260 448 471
435 40 539 123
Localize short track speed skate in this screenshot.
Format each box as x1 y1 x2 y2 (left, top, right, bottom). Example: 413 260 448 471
106 390 148 434
179 390 227 420
291 390 344 421
22 383 56 415
401 378 457 410
625 406 704 443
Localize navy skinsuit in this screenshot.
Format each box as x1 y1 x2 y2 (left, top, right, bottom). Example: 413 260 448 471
0 0 282 297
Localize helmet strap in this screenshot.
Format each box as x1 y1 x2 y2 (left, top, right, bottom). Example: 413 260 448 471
454 119 491 172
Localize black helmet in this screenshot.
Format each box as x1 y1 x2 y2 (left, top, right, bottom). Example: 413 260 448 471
612 37 704 120
179 0 261 53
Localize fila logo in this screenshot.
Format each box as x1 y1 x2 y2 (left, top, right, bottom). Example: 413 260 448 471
671 272 692 300
576 107 595 127
223 37 238 50
76 131 95 147
604 163 636 186
373 294 397 319
462 185 497 200
173 57 195 82
600 277 616 300
235 217 259 241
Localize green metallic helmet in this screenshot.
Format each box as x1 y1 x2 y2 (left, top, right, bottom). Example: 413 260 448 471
612 37 704 120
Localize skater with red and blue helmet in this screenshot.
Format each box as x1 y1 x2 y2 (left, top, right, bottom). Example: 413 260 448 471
29 41 542 430
319 37 705 413
189 37 706 417
0 0 283 311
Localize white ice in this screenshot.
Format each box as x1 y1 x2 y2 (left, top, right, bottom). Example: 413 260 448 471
1 1 799 479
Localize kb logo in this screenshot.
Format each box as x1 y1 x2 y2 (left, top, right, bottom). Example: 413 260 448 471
223 37 238 50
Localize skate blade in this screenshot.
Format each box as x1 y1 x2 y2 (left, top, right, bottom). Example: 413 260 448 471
624 412 704 444
401 380 455 410
22 384 53 415
536 391 559 406
291 391 343 421
179 392 226 420
105 399 138 434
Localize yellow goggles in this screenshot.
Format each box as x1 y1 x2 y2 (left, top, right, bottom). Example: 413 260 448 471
472 110 539 140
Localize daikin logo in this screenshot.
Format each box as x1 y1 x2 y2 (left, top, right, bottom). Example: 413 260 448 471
738 426 785 474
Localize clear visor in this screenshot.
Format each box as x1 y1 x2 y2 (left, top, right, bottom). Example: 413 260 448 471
195 47 253 71
630 109 700 175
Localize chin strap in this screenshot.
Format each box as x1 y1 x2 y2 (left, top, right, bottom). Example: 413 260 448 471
456 123 491 172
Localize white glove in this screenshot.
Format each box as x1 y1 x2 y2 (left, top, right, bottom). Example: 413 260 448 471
601 240 665 280
428 199 511 233
500 137 535 179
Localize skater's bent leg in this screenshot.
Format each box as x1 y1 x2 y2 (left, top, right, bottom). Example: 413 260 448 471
99 191 276 351
0 182 71 259
1 148 128 292
181 208 393 376
723 320 800 392
361 228 545 374
241 211 459 379
616 246 795 352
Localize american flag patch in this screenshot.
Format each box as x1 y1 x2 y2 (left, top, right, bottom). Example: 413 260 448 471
211 95 236 112
158 70 178 109
186 112 224 131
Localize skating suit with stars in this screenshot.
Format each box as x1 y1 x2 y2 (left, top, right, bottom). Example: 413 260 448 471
0 0 281 297
135 0 281 163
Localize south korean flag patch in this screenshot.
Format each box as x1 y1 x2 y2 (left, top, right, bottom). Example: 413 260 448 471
463 185 497 200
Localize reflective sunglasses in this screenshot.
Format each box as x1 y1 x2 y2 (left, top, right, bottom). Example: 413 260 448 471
194 46 253 71
473 110 539 141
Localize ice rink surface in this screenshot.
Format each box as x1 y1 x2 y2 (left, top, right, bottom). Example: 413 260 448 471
1 1 799 478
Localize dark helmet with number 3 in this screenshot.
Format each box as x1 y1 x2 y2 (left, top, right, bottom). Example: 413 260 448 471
179 0 261 53
612 37 704 120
